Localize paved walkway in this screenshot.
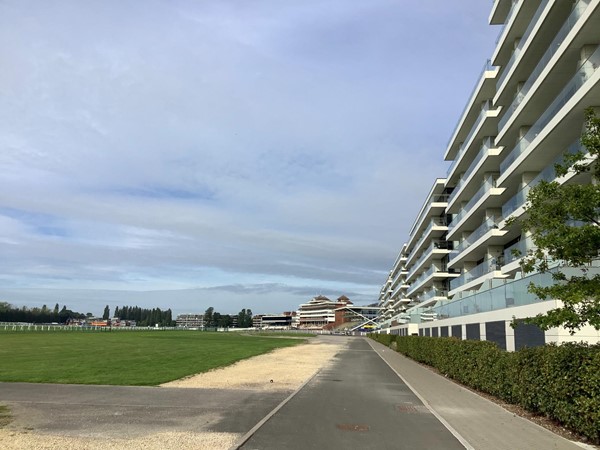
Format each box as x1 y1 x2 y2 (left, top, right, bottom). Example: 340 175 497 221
241 337 464 450
238 337 589 450
0 382 289 438
366 338 588 450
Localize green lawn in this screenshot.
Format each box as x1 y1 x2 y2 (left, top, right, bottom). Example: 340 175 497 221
0 330 306 386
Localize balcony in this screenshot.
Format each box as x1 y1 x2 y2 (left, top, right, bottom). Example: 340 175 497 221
492 0 525 65
499 43 600 177
447 138 503 211
446 101 500 181
407 265 458 298
503 237 535 265
447 176 498 235
449 217 499 262
445 60 499 162
406 240 452 281
501 139 581 220
407 192 450 251
498 0 593 133
449 257 506 293
415 287 449 309
406 267 436 297
406 217 448 262
496 0 551 91
490 0 519 26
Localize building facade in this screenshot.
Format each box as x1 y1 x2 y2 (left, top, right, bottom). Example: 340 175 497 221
297 295 353 329
175 314 204 328
378 0 600 349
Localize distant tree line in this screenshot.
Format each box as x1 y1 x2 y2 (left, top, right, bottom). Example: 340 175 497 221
0 302 88 324
203 307 253 328
111 305 174 327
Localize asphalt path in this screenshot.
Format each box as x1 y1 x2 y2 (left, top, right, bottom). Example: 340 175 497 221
0 382 290 439
240 337 465 450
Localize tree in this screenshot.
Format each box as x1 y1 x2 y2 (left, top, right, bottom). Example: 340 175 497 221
102 305 110 320
218 314 232 328
512 108 600 332
204 307 214 328
237 308 253 328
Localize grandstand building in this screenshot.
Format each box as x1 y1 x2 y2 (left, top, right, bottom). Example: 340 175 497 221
377 0 600 349
297 295 353 329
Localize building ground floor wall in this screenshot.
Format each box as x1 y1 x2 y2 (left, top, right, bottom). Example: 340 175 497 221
382 301 600 351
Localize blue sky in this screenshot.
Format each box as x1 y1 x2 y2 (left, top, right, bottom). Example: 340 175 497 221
0 0 499 316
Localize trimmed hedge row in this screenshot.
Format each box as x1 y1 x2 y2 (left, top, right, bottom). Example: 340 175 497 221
369 334 600 443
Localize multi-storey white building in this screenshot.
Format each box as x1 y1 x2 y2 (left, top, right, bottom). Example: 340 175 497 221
378 0 600 350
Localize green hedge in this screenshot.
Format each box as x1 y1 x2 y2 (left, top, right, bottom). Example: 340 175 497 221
368 333 600 443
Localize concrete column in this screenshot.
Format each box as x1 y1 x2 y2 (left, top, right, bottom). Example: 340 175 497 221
518 126 530 140
520 172 537 188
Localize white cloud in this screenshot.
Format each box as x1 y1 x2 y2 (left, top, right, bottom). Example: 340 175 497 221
0 0 499 313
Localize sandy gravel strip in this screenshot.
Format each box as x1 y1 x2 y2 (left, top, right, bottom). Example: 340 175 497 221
161 336 344 391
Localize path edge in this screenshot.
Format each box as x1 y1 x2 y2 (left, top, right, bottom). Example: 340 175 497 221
366 338 475 450
229 365 324 450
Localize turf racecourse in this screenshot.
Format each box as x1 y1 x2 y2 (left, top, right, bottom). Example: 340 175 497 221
0 330 307 386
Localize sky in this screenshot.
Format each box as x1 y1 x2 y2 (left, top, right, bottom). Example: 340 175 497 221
0 0 499 316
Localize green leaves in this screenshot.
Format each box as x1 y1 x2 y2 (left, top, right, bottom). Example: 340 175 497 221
513 108 600 333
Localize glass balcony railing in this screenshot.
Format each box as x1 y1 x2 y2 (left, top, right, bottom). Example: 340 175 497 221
450 257 501 291
448 176 497 232
446 101 494 179
499 0 592 131
499 44 600 175
408 218 448 258
447 144 466 177
503 237 535 265
409 194 450 247
449 216 499 261
501 140 581 218
407 240 451 280
407 266 437 297
447 60 495 151
495 0 522 44
502 186 530 218
416 287 449 304
434 270 556 320
463 101 492 151
497 0 551 89
447 138 493 205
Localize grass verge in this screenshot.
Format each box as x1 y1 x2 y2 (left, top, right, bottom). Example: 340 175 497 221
0 330 306 386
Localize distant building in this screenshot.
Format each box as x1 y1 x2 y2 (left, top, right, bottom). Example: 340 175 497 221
253 312 296 329
252 314 264 328
261 312 295 329
110 318 136 327
176 314 204 328
297 295 353 329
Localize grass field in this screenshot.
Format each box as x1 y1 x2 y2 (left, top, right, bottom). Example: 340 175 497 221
0 330 307 386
